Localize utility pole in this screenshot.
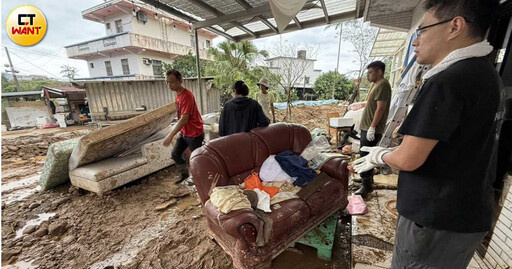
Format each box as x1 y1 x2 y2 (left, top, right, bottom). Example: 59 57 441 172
4 47 21 92
335 23 343 73
332 23 343 100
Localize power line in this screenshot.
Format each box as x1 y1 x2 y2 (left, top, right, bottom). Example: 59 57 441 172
8 51 62 79
4 45 70 60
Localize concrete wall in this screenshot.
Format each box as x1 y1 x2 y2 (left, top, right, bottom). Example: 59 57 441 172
87 53 141 77
104 12 134 35
108 13 212 49
5 106 51 128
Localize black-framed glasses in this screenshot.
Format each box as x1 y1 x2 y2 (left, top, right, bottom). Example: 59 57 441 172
415 18 454 37
415 17 473 37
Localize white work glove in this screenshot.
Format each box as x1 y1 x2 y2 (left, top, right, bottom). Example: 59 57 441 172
366 127 376 141
353 146 392 173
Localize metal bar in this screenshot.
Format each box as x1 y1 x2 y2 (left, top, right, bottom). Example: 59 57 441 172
194 29 204 114
236 10 356 41
192 4 271 29
319 0 330 24
374 38 408 42
293 17 303 29
232 0 251 9
237 25 257 37
205 26 236 41
189 0 222 16
139 0 236 41
188 0 256 37
232 0 278 34
139 0 196 22
258 16 278 33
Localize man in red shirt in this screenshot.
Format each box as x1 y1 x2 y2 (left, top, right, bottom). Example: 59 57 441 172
163 69 204 184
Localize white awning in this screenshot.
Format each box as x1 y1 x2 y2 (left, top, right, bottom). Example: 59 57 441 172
370 28 408 57
139 0 358 42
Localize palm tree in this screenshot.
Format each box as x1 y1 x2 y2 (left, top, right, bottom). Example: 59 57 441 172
207 40 270 94
208 41 268 71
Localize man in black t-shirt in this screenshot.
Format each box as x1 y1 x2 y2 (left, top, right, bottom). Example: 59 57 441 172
353 0 501 268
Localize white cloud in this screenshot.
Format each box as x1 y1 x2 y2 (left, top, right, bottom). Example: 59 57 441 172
213 25 361 77
2 0 105 79
1 2 363 80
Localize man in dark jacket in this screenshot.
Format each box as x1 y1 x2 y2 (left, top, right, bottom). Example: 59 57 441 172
219 80 270 136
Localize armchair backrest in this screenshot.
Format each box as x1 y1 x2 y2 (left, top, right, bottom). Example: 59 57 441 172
190 123 312 203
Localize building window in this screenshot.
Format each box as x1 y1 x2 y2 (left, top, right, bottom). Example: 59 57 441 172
106 23 110 30
115 19 123 33
304 76 310 84
121 59 130 75
152 60 162 77
190 35 195 48
105 61 113 76
205 40 211 49
90 63 94 68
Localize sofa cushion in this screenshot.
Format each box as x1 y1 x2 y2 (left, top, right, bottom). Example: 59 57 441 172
70 155 147 182
303 178 344 216
251 123 311 156
206 133 256 177
268 199 310 240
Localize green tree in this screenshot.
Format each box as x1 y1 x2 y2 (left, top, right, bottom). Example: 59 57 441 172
326 19 378 103
1 78 70 93
314 71 355 100
60 65 79 81
206 40 270 98
162 52 209 78
382 56 392 80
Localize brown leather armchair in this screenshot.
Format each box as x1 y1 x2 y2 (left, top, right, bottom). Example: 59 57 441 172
190 123 349 269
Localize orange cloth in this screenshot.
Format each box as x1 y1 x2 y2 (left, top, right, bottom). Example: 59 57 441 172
244 173 279 198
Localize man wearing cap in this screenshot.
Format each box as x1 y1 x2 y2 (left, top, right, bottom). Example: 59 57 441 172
255 78 276 123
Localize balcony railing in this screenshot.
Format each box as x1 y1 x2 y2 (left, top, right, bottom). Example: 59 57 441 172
66 32 210 60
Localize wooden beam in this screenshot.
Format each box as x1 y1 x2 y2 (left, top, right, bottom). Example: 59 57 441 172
319 0 330 24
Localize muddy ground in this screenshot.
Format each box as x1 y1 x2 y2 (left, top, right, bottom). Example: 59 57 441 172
1 104 352 269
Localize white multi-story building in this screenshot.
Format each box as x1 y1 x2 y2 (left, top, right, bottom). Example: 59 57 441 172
65 0 216 80
266 50 321 98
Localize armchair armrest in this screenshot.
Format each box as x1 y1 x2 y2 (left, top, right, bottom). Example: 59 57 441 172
320 159 349 189
205 201 260 247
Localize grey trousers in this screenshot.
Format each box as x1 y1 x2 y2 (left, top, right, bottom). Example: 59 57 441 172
391 216 487 269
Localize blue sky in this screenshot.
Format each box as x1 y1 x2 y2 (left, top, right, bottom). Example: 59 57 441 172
1 0 359 80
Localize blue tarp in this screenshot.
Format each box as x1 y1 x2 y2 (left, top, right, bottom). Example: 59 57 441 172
273 99 340 110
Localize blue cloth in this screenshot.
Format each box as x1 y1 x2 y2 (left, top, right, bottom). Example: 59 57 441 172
273 99 340 110
275 151 316 187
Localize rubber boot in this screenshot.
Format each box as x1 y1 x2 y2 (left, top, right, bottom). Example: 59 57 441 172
174 164 189 184
352 177 363 183
354 177 373 196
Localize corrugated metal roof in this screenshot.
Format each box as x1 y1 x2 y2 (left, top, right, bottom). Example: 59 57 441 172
370 28 407 57
139 0 358 41
2 91 42 98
